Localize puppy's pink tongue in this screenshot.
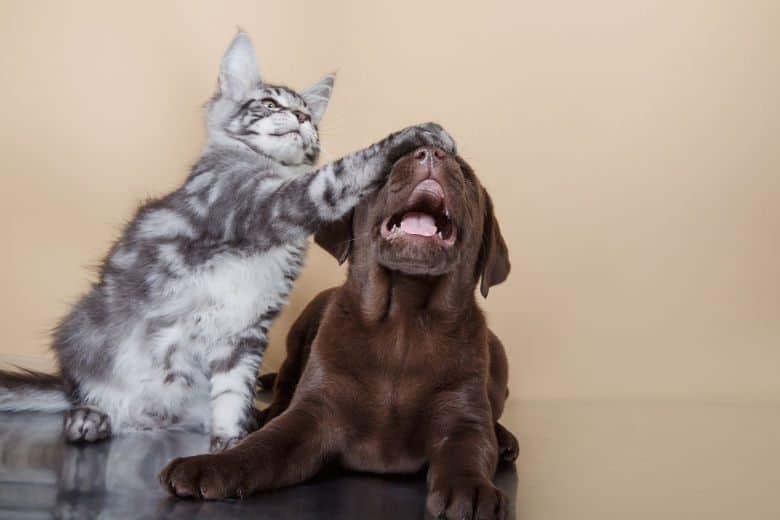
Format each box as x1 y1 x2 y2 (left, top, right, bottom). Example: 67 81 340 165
400 212 436 236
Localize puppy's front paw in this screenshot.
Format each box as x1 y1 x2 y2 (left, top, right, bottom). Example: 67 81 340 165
427 477 508 520
158 453 249 500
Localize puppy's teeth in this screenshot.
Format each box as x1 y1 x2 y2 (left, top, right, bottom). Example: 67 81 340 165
437 231 443 239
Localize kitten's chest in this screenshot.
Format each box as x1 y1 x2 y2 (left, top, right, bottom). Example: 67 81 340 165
184 241 307 338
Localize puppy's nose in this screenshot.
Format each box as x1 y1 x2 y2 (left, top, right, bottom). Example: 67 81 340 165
413 146 446 165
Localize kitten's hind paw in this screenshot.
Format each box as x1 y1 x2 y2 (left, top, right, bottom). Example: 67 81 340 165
210 435 243 452
63 406 112 443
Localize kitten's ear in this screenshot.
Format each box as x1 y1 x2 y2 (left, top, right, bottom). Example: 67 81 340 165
218 31 261 101
314 210 353 264
302 73 336 124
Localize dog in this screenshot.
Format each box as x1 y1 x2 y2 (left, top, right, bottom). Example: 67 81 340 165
159 147 516 519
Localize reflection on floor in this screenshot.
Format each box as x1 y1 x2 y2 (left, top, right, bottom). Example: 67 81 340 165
2 398 779 519
0 410 517 519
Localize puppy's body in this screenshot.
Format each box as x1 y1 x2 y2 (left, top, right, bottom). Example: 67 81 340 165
264 284 515 476
160 148 515 519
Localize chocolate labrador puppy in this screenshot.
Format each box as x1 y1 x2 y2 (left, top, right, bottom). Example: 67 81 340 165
159 147 516 519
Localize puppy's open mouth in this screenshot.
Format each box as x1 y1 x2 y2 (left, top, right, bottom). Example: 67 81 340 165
381 179 456 245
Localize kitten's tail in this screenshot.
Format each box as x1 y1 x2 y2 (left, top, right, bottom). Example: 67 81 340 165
0 368 70 412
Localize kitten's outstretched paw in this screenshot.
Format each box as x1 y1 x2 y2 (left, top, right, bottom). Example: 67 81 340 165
63 406 112 443
390 123 458 164
416 122 457 155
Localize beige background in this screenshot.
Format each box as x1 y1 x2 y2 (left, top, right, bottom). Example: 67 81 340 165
0 0 778 401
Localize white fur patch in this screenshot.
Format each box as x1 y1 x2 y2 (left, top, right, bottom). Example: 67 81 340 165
138 209 196 240
111 247 139 269
187 243 305 341
209 362 259 438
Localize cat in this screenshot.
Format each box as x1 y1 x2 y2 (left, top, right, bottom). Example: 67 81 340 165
0 31 456 451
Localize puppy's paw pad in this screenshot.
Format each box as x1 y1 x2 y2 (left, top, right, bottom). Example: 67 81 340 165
64 407 111 443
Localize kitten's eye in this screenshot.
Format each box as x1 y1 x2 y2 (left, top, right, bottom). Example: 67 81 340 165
261 98 279 110
295 111 311 124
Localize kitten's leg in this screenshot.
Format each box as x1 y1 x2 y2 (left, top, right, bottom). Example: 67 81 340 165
207 326 266 452
63 405 112 443
184 124 455 247
196 123 457 246
269 122 457 232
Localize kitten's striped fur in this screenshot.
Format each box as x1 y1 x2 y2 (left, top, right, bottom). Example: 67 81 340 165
0 32 455 450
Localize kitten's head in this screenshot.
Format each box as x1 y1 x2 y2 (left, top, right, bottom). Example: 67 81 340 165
206 32 334 166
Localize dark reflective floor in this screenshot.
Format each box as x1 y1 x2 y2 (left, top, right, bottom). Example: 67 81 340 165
3 398 780 519
0 411 517 519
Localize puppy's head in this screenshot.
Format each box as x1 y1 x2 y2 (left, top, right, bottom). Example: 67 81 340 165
315 147 510 297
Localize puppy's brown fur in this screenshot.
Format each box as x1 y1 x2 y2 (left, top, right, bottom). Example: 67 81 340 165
160 148 516 519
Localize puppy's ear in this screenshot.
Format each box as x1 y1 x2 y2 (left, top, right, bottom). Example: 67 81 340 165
314 212 354 265
478 189 510 297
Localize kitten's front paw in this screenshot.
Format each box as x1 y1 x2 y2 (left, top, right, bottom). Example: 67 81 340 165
159 453 250 500
391 123 458 163
63 406 112 443
210 435 243 452
415 122 457 155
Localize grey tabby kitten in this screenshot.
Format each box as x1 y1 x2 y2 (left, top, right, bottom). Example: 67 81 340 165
0 32 455 450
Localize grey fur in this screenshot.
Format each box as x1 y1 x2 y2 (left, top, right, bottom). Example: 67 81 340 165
0 31 455 450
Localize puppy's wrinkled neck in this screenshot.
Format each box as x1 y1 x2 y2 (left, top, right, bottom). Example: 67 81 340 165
346 263 475 324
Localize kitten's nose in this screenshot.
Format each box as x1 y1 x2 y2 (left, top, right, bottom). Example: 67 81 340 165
413 147 446 165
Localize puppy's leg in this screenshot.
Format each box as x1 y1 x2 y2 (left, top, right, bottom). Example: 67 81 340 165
207 327 266 451
252 353 301 429
487 329 509 421
426 421 507 520
255 290 333 429
495 422 518 463
159 400 328 499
